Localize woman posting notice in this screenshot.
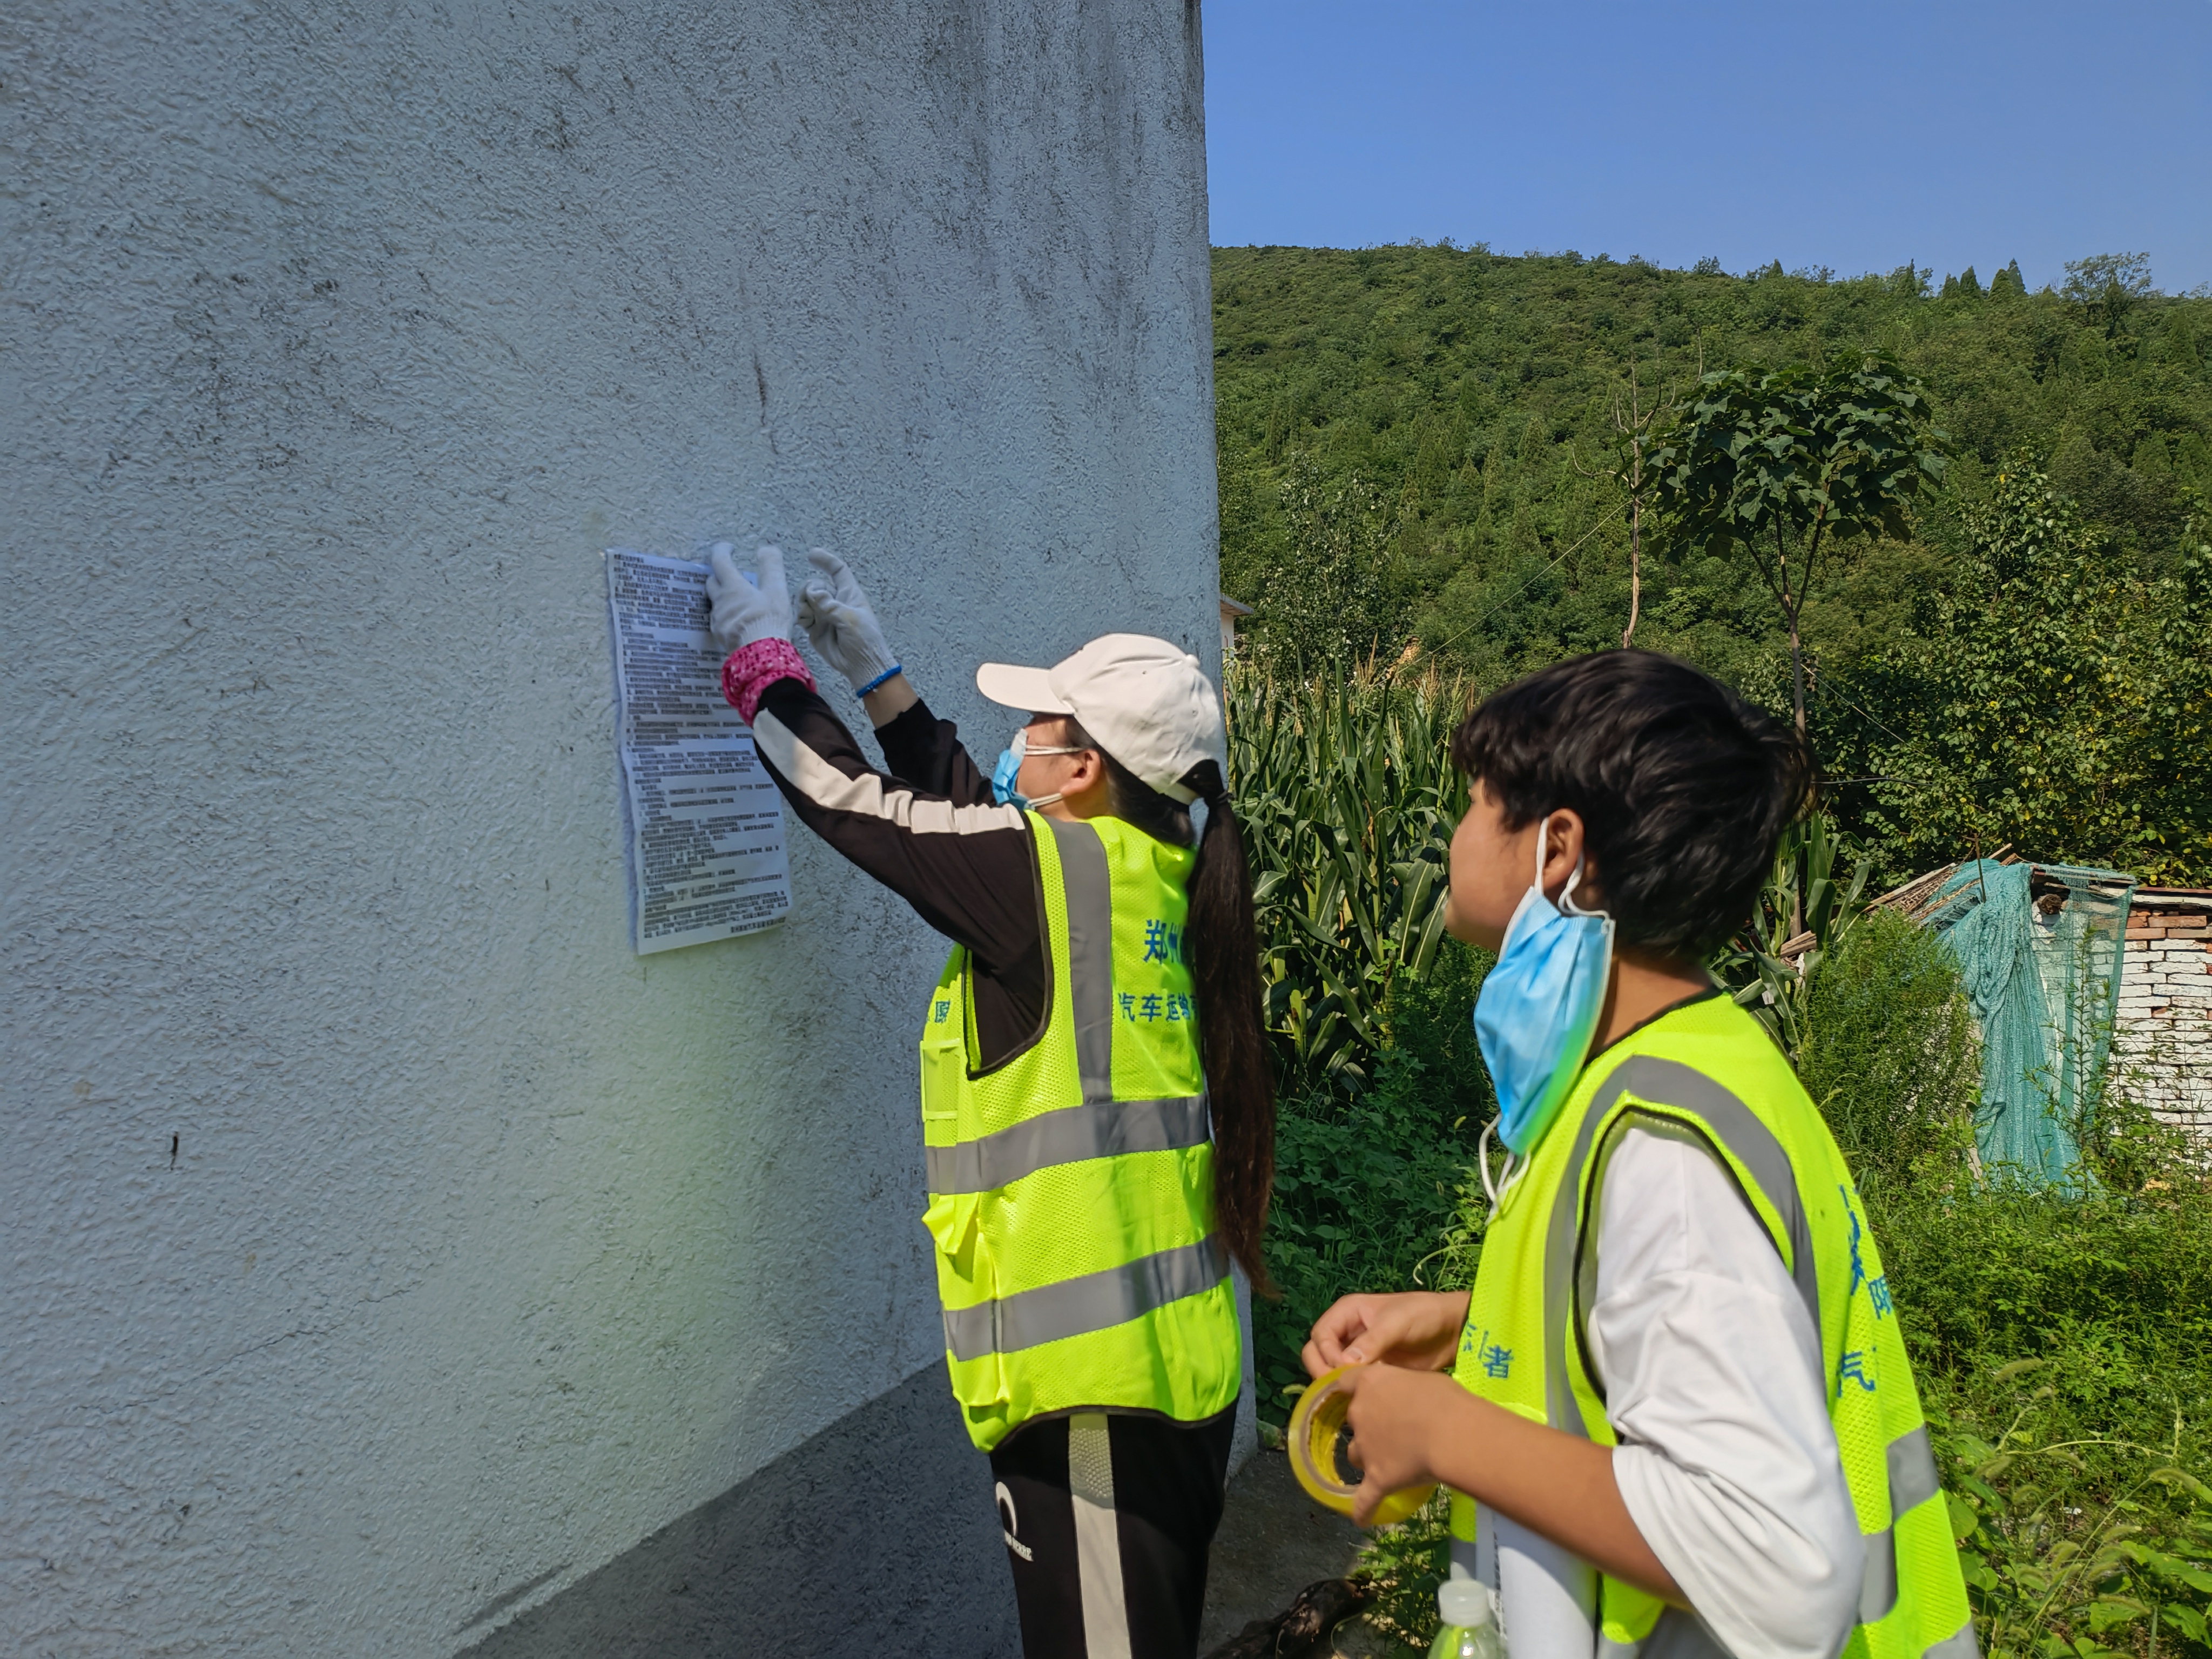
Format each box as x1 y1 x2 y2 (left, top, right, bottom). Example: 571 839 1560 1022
707 543 1273 1659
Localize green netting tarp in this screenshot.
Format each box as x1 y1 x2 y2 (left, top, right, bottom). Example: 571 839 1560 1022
1922 859 2136 1183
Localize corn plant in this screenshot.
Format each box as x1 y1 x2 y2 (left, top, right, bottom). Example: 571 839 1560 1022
1226 663 1471 1095
1712 812 1871 1062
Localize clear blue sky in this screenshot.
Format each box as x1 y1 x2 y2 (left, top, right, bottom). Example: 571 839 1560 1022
1202 1 2212 293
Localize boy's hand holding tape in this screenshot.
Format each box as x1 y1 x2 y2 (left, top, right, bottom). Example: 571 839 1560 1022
1313 1290 1683 1601
1304 1288 1465 1374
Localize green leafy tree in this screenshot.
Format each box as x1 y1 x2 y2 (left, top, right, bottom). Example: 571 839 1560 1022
1890 261 1933 300
2163 308 2203 374
1238 451 1401 667
1574 359 1679 646
1850 467 2212 881
2064 252 2154 336
1648 356 1948 740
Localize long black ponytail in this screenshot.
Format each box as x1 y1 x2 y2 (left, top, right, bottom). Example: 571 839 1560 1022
1080 732 1276 1293
1178 758 1276 1294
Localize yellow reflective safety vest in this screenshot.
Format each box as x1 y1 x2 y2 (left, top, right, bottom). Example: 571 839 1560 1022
1449 992 1975 1659
919 812 1242 1453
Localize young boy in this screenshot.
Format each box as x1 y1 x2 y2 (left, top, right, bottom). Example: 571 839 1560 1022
1306 653 1974 1659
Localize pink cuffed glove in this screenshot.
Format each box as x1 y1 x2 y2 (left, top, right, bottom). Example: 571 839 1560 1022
721 637 815 724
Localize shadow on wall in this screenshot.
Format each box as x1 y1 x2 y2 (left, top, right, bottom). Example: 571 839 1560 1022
456 1366 1019 1658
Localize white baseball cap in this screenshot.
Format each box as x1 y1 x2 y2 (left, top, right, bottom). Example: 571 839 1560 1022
976 634 1226 804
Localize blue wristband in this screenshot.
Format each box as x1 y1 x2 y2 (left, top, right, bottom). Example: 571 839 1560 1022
856 663 903 697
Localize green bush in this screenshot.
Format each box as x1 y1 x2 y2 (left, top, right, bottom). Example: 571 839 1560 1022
1884 1177 2212 1658
1799 906 1981 1197
1254 940 1493 1425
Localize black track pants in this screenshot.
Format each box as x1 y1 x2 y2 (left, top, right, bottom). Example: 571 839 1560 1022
987 1402 1238 1659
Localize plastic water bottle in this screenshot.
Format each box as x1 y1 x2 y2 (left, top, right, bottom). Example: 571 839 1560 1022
1427 1576 1503 1659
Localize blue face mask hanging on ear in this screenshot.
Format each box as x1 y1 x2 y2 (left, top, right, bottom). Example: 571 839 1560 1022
990 727 1084 812
989 732 1033 807
1472 819 1616 1159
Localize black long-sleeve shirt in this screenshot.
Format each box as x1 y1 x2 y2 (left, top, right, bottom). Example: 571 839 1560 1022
749 678 1049 1069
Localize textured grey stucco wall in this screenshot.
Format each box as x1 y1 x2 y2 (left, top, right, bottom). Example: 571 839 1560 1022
1 2 1225 1653
457 1365 1021 1658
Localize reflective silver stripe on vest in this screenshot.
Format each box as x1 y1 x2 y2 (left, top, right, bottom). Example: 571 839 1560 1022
926 1094 1212 1194
1044 817 1117 1105
1541 1071 1622 1433
940 1235 1229 1361
1924 1617 1981 1659
1859 1425 1947 1623
1889 1424 1942 1515
1861 1525 1901 1623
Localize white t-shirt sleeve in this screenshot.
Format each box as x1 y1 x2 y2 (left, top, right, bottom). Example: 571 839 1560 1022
1588 1123 1863 1659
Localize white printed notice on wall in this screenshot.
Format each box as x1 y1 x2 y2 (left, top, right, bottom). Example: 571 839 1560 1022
605 549 791 953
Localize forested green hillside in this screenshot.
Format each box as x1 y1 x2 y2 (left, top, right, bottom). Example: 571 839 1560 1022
1212 244 2212 881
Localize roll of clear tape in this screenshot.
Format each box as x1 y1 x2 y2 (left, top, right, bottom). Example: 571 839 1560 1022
1286 1363 1438 1527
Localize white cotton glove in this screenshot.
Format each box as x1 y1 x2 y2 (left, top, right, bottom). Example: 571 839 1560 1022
795 548 901 692
705 542 794 651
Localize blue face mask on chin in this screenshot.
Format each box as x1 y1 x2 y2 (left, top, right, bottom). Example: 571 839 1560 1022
1472 819 1616 1165
990 727 1082 812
